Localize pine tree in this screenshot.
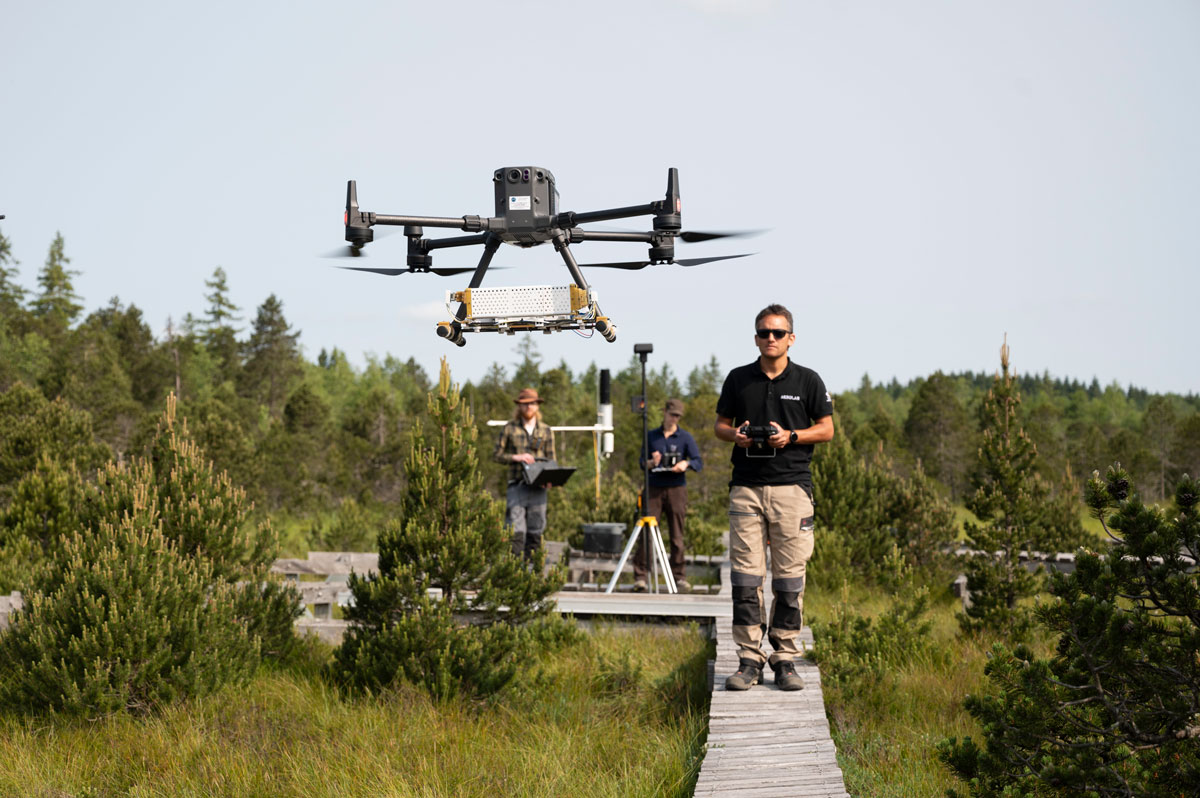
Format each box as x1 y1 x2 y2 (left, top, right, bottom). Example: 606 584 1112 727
0 480 259 717
958 338 1085 641
1142 396 1178 502
91 392 296 657
330 359 564 701
939 468 1200 796
141 393 273 581
0 225 26 324
811 421 957 582
0 393 301 717
904 371 973 499
200 267 242 383
41 315 142 452
239 294 302 418
0 382 111 505
146 393 300 659
29 232 82 338
0 455 84 592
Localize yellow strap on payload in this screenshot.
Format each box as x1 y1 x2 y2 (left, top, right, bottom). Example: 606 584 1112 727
450 289 473 316
569 285 589 312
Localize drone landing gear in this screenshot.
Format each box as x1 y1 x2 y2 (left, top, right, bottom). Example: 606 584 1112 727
436 232 617 346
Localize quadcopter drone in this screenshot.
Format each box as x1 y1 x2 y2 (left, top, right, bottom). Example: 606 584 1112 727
332 167 751 347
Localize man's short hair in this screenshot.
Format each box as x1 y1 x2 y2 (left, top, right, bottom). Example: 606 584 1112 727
755 304 794 333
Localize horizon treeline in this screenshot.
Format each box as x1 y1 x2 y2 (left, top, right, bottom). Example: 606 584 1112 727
2 229 1199 537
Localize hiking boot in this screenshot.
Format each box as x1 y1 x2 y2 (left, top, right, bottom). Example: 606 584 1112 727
773 660 804 691
632 579 647 592
675 578 692 593
725 659 764 691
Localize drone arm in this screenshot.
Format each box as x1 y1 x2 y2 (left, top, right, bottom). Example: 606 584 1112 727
568 230 654 244
424 233 492 251
555 203 657 228
374 214 497 233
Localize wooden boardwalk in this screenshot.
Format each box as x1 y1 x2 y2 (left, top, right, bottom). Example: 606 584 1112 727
556 563 850 797
696 619 849 797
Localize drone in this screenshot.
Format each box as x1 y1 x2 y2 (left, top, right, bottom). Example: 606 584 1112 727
331 167 752 347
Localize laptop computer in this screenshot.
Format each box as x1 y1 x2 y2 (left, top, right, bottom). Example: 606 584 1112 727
521 459 576 487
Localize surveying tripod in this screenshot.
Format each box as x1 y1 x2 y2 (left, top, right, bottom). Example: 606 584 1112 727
604 515 677 594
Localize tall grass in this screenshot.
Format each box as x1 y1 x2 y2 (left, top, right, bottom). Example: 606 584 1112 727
0 624 712 798
807 578 1058 796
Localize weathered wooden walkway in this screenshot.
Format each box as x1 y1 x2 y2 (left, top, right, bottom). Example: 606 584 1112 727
557 564 850 797
696 618 849 797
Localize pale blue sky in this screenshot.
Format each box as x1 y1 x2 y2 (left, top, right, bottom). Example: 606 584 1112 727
2 1 1197 394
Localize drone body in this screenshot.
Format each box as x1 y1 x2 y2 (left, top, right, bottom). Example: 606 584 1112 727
335 166 750 346
493 167 559 244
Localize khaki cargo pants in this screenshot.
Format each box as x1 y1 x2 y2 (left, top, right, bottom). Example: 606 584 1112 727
728 484 815 666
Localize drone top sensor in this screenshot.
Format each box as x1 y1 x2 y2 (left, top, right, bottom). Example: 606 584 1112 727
329 167 754 347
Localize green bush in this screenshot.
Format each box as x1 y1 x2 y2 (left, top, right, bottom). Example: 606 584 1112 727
0 394 301 717
0 455 84 592
810 547 937 695
330 360 563 702
812 421 957 586
0 381 110 507
305 497 383 553
0 504 258 716
939 469 1200 796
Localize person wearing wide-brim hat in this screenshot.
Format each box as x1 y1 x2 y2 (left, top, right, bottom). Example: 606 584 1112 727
494 387 557 559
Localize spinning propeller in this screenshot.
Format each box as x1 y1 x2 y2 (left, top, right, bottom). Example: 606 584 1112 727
579 253 753 270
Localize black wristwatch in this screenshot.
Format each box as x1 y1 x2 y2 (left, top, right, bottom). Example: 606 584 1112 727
789 429 798 444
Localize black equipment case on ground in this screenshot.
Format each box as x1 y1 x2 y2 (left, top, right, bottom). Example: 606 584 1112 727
582 522 626 554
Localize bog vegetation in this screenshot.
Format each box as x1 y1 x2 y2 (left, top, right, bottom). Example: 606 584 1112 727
2 227 1199 794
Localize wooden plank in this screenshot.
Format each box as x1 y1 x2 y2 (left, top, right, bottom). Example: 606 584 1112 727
552 592 731 619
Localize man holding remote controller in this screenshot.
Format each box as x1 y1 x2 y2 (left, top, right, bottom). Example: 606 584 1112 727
714 304 834 692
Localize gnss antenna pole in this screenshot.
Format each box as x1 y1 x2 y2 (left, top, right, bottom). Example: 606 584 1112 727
638 344 654 591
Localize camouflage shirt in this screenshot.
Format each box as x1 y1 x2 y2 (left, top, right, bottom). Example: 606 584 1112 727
494 418 557 484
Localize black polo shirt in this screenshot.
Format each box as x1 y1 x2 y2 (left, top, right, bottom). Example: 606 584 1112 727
716 359 834 490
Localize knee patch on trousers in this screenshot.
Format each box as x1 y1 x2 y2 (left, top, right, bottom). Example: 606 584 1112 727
771 590 802 631
732 586 761 627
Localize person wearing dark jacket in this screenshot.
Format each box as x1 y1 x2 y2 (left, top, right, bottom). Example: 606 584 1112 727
635 398 703 592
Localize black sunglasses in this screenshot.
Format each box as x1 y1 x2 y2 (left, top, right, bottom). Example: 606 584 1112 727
756 328 791 340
